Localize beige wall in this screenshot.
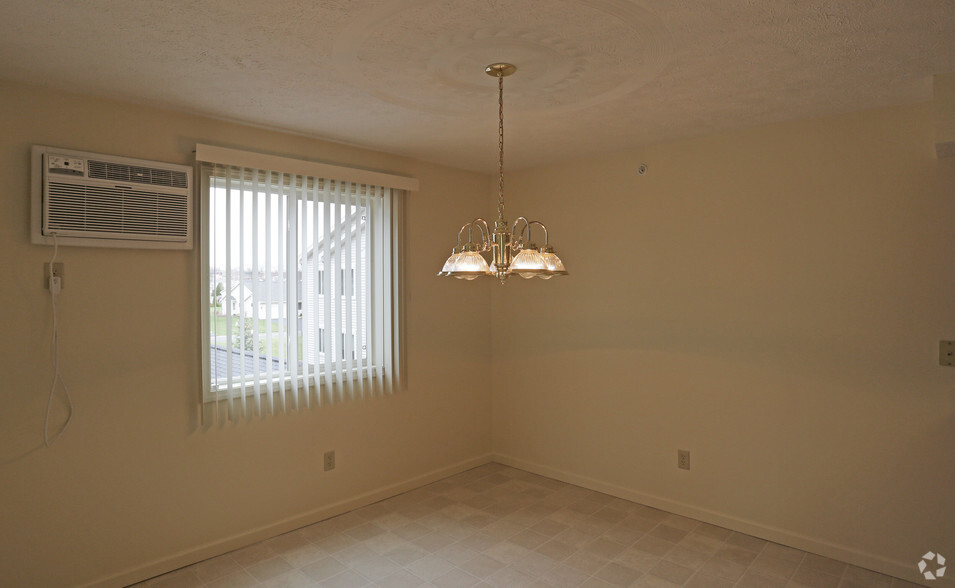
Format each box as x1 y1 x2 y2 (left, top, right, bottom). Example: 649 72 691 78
491 103 955 580
3 78 953 587
0 81 492 587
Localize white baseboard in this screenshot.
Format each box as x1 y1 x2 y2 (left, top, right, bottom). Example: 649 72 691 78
492 453 929 586
85 453 493 588
83 452 934 587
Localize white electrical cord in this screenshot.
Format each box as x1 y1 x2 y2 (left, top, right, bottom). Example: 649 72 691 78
45 233 73 446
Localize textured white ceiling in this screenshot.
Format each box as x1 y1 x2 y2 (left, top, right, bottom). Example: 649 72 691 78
1 1 953 172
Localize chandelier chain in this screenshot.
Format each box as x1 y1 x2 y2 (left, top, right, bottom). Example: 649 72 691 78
498 72 505 220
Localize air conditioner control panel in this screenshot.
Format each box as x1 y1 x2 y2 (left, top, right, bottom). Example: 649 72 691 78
47 154 85 176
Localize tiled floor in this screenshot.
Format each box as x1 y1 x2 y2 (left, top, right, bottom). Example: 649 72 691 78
135 463 923 588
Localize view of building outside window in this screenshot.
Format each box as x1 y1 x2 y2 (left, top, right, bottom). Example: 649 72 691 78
207 181 369 390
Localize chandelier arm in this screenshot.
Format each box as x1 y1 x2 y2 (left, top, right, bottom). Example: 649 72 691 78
528 220 549 247
511 216 531 249
471 218 491 249
455 223 472 248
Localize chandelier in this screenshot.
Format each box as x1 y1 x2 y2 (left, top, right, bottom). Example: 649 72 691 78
438 63 567 283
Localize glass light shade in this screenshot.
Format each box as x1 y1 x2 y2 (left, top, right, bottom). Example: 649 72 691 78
540 251 567 276
438 252 461 276
511 247 548 279
450 251 490 279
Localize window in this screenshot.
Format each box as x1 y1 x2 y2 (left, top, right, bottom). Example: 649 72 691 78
197 146 410 421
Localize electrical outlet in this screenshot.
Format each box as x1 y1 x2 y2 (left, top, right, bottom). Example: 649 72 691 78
44 262 64 290
678 450 690 470
940 341 955 366
323 450 335 471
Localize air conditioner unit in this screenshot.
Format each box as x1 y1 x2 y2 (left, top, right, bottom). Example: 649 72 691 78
31 145 193 249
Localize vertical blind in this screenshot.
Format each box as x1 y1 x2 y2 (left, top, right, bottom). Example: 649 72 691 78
197 146 410 423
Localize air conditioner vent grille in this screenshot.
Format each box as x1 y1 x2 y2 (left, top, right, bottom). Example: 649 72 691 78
47 182 189 238
88 159 189 189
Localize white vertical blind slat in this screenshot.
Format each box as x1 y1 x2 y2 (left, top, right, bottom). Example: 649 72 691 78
383 188 395 394
343 182 355 401
262 169 276 415
251 174 262 417
309 177 321 406
299 178 312 408
239 173 249 418
370 188 383 397
204 168 217 424
354 186 366 399
331 180 344 400
287 173 300 412
223 166 236 419
274 174 286 413
322 185 334 404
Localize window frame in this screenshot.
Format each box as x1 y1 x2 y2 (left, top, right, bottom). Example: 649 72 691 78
197 152 407 408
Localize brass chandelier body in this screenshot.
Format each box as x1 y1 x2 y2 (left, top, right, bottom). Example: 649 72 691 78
438 63 567 284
